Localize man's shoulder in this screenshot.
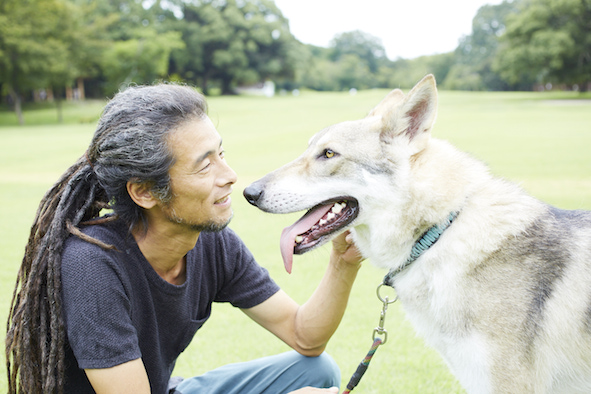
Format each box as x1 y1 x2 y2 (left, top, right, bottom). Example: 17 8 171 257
62 219 134 272
66 218 128 249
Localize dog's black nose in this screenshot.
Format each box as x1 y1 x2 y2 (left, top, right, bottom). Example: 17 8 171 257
243 184 263 206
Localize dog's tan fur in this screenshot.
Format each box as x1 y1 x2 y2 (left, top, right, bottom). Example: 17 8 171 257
245 75 591 393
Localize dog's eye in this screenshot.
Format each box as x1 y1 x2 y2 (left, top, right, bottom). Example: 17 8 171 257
317 148 338 160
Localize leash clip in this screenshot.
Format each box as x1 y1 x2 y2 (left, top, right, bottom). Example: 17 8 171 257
342 285 397 394
373 284 397 344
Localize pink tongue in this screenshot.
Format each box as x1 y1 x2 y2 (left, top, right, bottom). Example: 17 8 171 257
280 204 334 274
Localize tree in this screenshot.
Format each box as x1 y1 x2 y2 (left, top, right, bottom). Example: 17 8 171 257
329 30 387 74
494 0 591 90
100 29 185 93
295 45 340 91
293 30 390 91
443 1 521 90
334 54 372 90
0 0 80 123
171 0 299 94
69 0 184 96
382 53 455 90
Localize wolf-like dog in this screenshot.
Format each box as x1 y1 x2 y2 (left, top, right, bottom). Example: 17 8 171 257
243 75 591 393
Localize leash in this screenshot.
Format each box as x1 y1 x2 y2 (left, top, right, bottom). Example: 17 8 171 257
341 338 383 394
342 211 459 393
341 287 397 394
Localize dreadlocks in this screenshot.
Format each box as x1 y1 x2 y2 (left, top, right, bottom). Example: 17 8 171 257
6 83 207 393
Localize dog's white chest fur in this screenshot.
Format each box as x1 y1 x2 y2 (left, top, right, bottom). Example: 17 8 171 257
394 260 492 393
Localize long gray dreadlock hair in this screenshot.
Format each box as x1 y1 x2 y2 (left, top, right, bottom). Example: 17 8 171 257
6 83 207 393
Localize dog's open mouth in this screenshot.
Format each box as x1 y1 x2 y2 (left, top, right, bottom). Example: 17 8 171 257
279 197 359 273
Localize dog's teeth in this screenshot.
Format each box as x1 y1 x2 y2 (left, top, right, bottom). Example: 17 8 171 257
295 235 303 244
332 204 343 214
319 219 327 226
326 212 336 221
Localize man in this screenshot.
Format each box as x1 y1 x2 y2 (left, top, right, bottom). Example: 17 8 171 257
6 84 363 393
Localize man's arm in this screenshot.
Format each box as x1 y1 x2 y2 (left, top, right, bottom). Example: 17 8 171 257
85 358 151 394
243 231 364 356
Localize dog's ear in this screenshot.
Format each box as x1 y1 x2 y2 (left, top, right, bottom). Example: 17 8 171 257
380 74 438 150
367 89 405 118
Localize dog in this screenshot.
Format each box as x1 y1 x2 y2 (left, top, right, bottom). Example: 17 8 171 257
243 74 591 393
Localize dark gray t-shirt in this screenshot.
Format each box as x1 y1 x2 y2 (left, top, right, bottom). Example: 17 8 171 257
61 220 280 394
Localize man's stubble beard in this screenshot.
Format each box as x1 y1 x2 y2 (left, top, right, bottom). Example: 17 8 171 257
164 206 233 233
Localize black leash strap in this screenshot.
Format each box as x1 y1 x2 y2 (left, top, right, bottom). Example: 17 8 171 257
342 337 383 394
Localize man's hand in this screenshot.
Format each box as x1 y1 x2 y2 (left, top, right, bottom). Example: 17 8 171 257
331 230 365 267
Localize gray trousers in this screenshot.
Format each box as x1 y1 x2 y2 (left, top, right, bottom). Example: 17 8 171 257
171 351 340 394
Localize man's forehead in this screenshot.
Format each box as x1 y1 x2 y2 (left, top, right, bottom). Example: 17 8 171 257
168 116 220 157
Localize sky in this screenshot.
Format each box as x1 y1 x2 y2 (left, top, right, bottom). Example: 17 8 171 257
273 0 504 60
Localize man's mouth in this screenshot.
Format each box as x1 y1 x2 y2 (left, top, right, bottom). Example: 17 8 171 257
215 193 232 205
279 197 359 273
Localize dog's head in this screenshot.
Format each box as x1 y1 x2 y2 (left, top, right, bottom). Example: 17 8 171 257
244 75 438 273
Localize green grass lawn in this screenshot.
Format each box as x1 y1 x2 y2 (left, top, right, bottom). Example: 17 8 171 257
1 88 590 393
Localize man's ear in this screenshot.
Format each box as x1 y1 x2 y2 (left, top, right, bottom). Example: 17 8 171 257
127 181 158 209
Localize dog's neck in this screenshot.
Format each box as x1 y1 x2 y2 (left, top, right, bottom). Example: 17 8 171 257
383 210 459 286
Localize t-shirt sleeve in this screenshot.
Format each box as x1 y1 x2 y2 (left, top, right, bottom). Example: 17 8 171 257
213 229 280 309
61 236 142 369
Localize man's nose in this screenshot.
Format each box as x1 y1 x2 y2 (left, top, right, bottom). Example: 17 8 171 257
220 160 238 186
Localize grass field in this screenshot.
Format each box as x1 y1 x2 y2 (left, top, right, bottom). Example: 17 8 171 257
1 87 590 393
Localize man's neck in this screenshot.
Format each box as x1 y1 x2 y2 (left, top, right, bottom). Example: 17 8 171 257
132 220 199 285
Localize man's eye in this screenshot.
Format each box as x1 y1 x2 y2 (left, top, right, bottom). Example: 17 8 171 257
219 150 225 159
199 162 211 172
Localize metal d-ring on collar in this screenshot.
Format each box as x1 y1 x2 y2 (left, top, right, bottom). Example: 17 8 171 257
381 210 460 287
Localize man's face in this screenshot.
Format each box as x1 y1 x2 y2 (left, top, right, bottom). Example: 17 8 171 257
161 116 237 232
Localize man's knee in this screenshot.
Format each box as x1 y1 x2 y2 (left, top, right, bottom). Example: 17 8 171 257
174 351 341 394
291 352 341 388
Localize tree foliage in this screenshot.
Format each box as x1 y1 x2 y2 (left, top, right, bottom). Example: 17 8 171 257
442 1 521 90
100 29 185 93
330 30 387 73
1 0 591 119
385 53 456 90
170 0 298 94
297 31 391 91
0 0 81 123
494 0 591 90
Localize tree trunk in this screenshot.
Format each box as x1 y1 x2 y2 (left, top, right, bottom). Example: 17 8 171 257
56 97 63 123
77 77 85 100
201 77 209 96
8 85 24 125
221 77 234 95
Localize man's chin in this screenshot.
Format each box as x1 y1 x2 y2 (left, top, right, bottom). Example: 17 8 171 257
191 213 233 233
165 208 234 233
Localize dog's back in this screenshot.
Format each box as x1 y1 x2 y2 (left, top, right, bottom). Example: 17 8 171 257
452 206 591 392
